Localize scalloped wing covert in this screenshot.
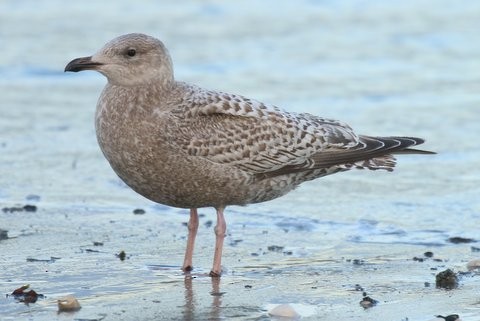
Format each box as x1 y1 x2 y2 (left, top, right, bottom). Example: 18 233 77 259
169 86 360 175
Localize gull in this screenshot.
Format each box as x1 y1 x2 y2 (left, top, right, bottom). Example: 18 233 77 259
65 33 434 277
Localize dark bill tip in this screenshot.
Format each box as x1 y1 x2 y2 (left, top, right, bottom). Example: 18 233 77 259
64 56 103 72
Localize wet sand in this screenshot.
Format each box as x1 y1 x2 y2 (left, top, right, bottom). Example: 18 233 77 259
1 204 479 320
1 1 480 320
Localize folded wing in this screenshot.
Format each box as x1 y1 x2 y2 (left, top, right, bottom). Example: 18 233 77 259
170 86 433 179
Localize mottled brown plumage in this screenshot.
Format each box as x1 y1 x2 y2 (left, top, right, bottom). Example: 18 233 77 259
65 33 434 276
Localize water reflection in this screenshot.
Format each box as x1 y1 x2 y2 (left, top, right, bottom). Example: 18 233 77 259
183 274 223 321
209 277 223 321
183 275 195 321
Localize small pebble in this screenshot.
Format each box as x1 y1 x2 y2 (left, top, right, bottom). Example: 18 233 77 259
267 245 284 252
0 229 8 240
2 204 37 213
2 206 23 213
268 304 300 318
448 237 475 244
22 290 39 304
133 208 145 215
10 284 44 304
359 296 378 309
424 251 434 258
466 259 480 271
57 295 81 312
23 204 37 212
117 250 126 261
435 314 460 321
435 269 458 289
352 259 365 265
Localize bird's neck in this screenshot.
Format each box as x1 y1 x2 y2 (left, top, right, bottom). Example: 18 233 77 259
103 81 174 108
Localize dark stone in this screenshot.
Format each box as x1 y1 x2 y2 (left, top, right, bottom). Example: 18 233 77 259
267 245 284 252
23 205 37 212
133 208 145 215
424 251 434 258
352 259 365 265
2 204 37 213
448 237 475 244
435 269 458 289
436 314 460 321
359 296 378 309
0 229 8 240
2 207 23 213
117 250 126 261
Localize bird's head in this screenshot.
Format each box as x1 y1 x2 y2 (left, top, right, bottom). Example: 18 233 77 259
65 33 174 87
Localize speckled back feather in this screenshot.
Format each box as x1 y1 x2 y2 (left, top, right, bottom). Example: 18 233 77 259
170 84 430 180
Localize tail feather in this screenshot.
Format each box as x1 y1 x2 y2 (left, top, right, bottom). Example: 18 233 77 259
258 135 434 179
370 136 435 155
312 135 434 171
349 136 434 171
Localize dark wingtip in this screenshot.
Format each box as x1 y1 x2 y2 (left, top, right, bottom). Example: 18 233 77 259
398 148 437 155
359 135 435 155
396 137 436 155
381 136 436 155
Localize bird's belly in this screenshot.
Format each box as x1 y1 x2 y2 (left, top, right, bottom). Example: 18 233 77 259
96 128 254 208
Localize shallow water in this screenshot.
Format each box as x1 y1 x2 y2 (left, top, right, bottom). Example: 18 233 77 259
1 1 480 320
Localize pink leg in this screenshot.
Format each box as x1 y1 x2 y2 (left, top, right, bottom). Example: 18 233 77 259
182 208 199 272
210 207 226 277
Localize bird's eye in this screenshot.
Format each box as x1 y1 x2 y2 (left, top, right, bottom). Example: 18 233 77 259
127 49 136 57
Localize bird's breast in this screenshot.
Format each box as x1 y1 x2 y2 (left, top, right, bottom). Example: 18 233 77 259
94 93 177 202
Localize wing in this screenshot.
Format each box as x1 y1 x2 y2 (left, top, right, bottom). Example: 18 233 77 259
169 85 360 176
